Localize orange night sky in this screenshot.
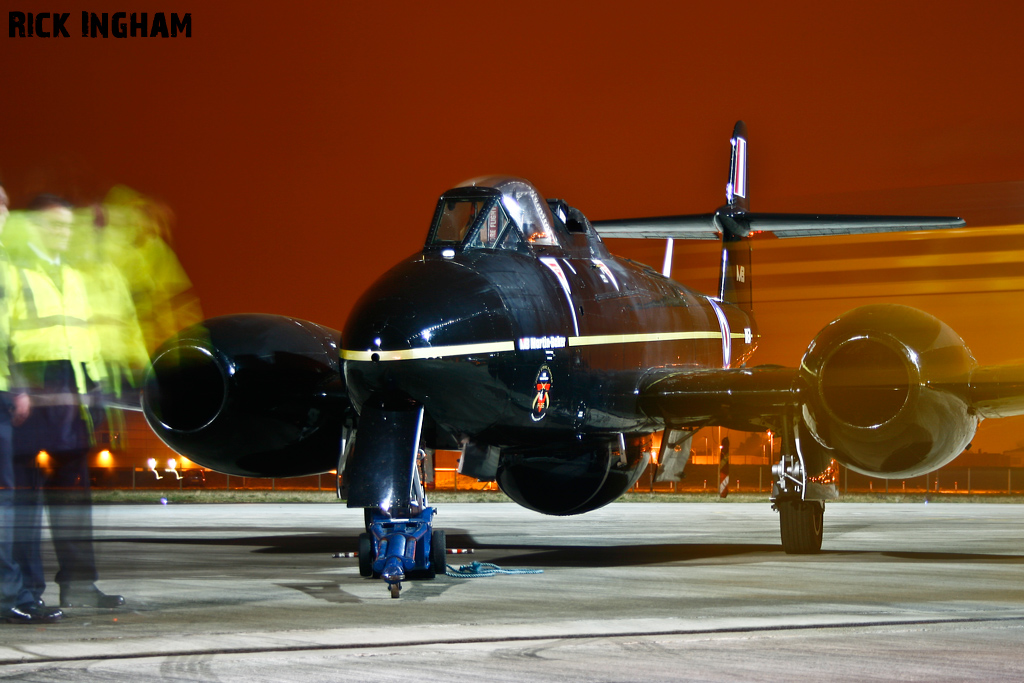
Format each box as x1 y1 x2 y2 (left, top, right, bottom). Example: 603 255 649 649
4 2 1024 449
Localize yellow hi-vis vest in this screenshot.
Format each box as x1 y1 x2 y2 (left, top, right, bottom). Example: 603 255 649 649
81 261 149 395
0 252 12 392
9 258 106 394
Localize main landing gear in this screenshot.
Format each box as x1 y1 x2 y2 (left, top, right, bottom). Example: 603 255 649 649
770 417 835 554
775 496 824 554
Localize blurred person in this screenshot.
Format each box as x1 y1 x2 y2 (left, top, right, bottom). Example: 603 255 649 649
98 186 201 355
9 194 123 610
0 187 61 623
80 204 150 444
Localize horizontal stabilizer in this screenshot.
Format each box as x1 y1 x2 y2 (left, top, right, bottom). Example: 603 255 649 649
592 214 720 240
593 211 966 241
737 212 966 238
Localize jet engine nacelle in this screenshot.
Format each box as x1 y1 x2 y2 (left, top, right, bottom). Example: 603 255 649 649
143 314 350 477
798 304 979 478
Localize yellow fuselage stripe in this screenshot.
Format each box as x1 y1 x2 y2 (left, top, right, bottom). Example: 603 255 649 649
341 330 747 362
568 331 728 347
341 341 515 362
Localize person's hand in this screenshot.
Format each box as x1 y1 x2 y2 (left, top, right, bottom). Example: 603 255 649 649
12 393 30 426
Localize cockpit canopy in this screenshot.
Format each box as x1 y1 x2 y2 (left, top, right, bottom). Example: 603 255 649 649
428 176 559 250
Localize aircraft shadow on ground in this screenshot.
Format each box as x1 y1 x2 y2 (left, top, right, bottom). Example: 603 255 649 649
107 532 355 554
484 545 1024 568
104 531 1024 567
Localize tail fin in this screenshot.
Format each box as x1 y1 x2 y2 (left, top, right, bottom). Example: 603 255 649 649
719 121 753 312
590 118 965 312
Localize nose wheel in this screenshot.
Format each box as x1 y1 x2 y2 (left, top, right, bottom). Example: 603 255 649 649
431 528 447 577
362 507 447 597
358 532 374 577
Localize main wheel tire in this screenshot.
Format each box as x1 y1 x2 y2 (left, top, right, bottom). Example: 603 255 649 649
420 545 437 580
431 529 447 576
779 500 824 554
358 532 374 577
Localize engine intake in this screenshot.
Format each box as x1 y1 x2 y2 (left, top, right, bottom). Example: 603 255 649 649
799 304 978 478
819 337 912 428
147 345 226 433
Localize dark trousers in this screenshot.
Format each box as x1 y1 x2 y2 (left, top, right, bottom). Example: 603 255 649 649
10 457 43 603
0 411 35 610
46 449 97 588
12 450 99 598
13 362 101 596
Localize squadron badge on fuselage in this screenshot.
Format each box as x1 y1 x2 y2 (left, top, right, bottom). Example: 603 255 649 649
531 365 552 422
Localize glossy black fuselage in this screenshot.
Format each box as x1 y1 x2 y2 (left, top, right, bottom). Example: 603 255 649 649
343 235 757 452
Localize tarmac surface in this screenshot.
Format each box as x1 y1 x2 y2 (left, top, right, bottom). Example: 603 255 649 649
0 501 1023 681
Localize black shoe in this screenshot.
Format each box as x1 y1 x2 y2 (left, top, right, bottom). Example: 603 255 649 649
22 603 63 622
2 605 34 624
3 604 63 623
59 585 125 608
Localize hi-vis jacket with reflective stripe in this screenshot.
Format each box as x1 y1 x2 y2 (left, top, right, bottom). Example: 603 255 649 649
0 249 12 392
8 255 105 394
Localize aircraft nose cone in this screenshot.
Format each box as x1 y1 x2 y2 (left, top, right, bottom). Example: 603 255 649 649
343 258 511 359
342 258 515 430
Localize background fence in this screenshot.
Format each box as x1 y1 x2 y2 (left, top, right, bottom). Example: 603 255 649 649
90 413 1024 495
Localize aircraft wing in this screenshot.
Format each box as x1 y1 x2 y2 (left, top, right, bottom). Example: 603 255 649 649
968 364 1024 419
592 212 965 240
638 360 1024 433
638 365 799 432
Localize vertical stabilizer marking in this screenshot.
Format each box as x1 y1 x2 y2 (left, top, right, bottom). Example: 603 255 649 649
732 136 747 200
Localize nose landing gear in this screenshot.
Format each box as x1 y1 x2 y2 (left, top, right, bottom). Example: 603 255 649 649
345 397 449 597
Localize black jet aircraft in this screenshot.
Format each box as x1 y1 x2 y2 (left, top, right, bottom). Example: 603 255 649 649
143 122 1024 597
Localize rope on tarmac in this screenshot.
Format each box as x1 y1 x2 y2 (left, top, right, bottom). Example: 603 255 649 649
445 561 543 578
